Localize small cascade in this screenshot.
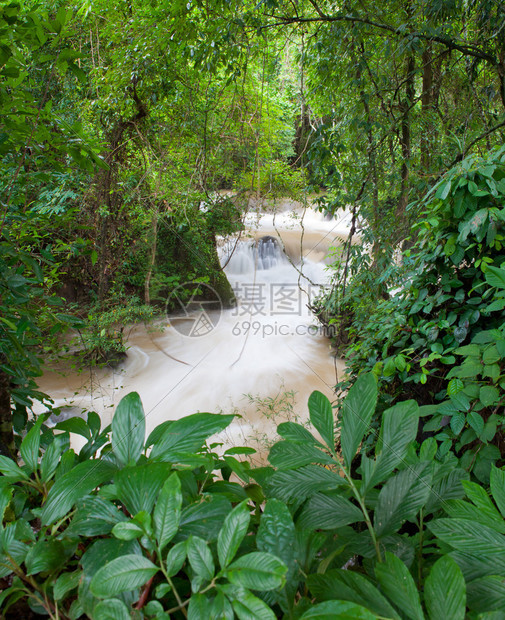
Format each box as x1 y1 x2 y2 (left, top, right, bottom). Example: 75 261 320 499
223 235 286 275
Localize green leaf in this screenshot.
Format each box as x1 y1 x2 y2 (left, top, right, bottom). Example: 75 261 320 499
40 437 64 483
53 571 81 601
308 390 334 451
365 400 418 489
187 535 215 585
429 518 505 555
467 575 505 613
307 570 400 619
188 593 211 619
0 455 28 481
490 466 505 518
25 540 65 575
115 462 172 516
217 500 250 568
221 584 276 619
112 521 144 540
111 392 145 466
153 473 182 551
41 460 117 525
165 541 187 577
340 373 377 468
266 465 345 502
299 600 377 619
467 411 484 436
68 496 126 536
374 463 432 537
375 552 424 620
54 417 91 440
480 385 500 407
90 554 158 597
268 441 334 469
297 492 364 530
179 494 231 541
485 265 505 289
209 590 234 619
225 552 287 591
257 499 296 580
277 422 322 445
93 599 131 620
425 555 465 620
150 413 234 460
20 416 44 472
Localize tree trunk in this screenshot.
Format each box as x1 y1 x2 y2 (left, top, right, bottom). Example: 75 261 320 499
0 365 15 458
398 53 415 225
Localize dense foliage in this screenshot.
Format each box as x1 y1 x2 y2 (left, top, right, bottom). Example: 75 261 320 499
2 381 505 618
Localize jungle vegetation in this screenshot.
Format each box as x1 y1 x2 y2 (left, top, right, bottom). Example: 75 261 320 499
1 0 505 617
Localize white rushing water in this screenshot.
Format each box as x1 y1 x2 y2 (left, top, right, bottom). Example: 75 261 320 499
38 204 352 459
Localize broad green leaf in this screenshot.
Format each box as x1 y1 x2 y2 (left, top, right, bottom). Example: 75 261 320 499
450 550 505 582
54 417 91 440
277 421 322 445
90 554 158 597
429 518 505 555
299 600 377 619
150 413 234 460
179 494 231 541
20 416 44 472
53 571 81 601
188 593 211 620
25 540 65 575
425 555 465 620
490 466 505 518
209 590 234 619
111 392 145 466
444 500 505 534
485 265 505 289
217 500 250 568
93 599 131 620
374 463 432 537
268 441 333 469
153 473 182 551
307 570 400 619
257 499 296 580
340 373 377 468
0 455 28 481
267 465 346 502
375 552 424 620
365 400 418 490
112 521 144 540
467 575 505 613
425 466 468 513
41 460 117 525
308 390 334 451
40 437 64 483
480 385 500 407
187 535 215 584
297 492 363 530
165 541 187 577
463 480 505 532
221 584 276 620
115 462 171 516
68 496 126 536
0 484 12 522
225 552 287 591
81 540 141 577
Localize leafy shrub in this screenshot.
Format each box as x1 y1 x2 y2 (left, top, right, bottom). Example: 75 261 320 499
326 146 505 474
1 375 505 617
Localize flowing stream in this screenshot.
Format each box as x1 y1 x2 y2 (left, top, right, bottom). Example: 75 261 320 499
37 203 352 459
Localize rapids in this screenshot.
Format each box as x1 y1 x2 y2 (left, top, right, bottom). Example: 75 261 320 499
37 203 352 459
